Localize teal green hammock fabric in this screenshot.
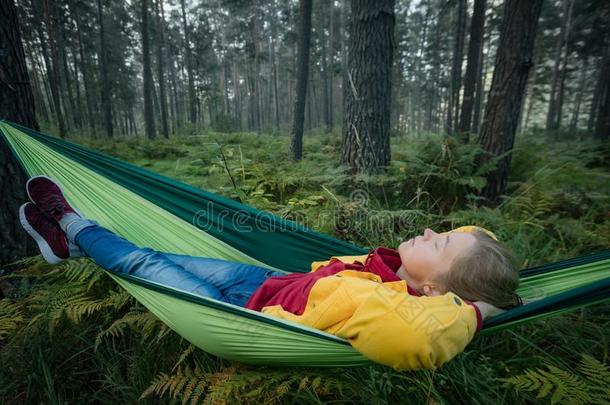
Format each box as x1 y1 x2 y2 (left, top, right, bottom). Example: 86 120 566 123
1 120 609 367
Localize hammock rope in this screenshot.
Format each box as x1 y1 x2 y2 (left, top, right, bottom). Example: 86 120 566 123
1 120 609 367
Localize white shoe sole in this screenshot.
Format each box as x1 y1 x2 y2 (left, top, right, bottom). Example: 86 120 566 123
19 203 65 264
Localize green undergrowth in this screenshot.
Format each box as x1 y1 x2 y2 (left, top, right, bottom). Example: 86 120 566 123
1 129 608 404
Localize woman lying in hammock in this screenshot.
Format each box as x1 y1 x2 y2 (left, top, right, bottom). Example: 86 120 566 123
19 176 522 371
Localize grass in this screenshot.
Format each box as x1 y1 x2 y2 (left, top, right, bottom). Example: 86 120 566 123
1 127 609 404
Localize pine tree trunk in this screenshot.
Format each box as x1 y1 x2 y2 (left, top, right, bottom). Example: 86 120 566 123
181 0 196 126
142 0 156 138
472 27 489 134
477 0 543 203
38 55 55 119
155 0 169 138
24 40 49 123
290 0 313 161
71 1 95 134
446 0 466 135
97 0 113 137
320 0 331 133
0 0 39 265
328 0 335 131
271 17 280 132
68 21 84 131
458 0 486 140
58 14 77 130
594 43 610 140
546 0 574 134
569 57 588 133
341 0 394 172
588 44 609 133
41 0 66 137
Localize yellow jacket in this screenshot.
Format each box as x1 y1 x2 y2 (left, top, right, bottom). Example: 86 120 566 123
261 226 494 370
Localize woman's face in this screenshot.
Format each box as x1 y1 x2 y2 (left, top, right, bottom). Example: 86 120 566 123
397 228 477 292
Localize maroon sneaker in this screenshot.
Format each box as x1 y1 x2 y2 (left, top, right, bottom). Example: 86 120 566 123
26 175 80 222
19 202 69 264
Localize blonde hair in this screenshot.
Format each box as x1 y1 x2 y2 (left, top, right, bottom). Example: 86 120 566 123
439 230 522 309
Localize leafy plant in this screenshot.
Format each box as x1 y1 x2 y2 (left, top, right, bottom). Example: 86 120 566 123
502 354 610 404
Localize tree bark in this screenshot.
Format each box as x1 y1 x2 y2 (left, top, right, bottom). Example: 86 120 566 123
97 0 113 137
70 1 95 134
594 43 610 140
341 0 394 172
67 17 84 131
545 0 574 134
458 0 486 140
41 0 66 137
477 0 543 203
0 0 39 265
290 0 313 160
155 0 169 138
320 0 331 132
180 0 197 126
446 0 466 135
587 43 608 133
57 12 77 130
270 11 280 132
328 0 335 131
569 57 587 133
142 0 156 138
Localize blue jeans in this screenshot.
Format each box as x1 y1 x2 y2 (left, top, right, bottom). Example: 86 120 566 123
65 219 284 306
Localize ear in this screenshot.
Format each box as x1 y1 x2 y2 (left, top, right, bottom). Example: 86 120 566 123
422 284 444 296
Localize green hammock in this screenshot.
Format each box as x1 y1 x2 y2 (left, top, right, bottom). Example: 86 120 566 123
1 120 609 368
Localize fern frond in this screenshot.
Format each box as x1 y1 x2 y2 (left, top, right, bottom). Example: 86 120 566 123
0 299 24 340
95 308 167 350
141 366 208 404
25 283 88 335
173 344 196 372
502 354 610 405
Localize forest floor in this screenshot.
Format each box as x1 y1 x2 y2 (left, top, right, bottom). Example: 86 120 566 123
1 128 609 404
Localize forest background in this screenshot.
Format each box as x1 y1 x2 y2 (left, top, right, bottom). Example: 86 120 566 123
0 0 609 403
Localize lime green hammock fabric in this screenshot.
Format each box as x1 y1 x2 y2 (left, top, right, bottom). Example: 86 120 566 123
1 120 609 368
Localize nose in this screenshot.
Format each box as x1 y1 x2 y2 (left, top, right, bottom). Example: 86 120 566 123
423 228 437 241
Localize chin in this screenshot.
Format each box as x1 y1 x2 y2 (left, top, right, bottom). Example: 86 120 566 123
398 240 410 254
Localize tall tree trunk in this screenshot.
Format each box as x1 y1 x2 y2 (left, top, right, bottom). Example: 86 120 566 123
477 0 543 203
97 0 113 137
594 43 610 140
522 39 543 132
68 20 84 131
569 57 588 134
23 40 49 123
142 0 156 138
0 0 39 265
472 26 490 134
58 13 77 130
70 1 95 134
328 0 335 131
546 0 574 134
270 13 280 132
588 44 609 133
155 0 168 137
320 0 331 132
42 0 66 137
290 0 313 161
341 0 395 172
340 0 348 125
446 0 466 135
180 0 196 126
458 0 486 141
